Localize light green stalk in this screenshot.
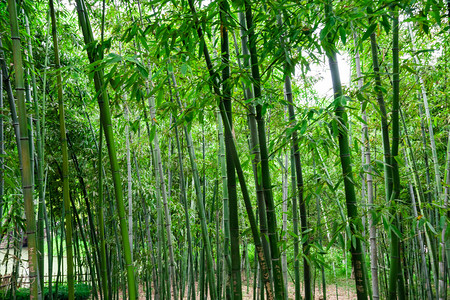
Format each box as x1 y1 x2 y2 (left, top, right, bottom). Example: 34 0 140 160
354 26 378 300
147 79 178 300
168 68 216 299
7 1 39 297
49 1 74 296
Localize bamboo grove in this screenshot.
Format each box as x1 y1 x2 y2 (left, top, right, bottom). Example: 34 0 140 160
0 0 449 299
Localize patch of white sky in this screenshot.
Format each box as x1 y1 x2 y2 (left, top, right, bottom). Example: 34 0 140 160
295 53 351 104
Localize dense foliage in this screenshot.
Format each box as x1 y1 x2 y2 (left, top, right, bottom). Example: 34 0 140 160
0 0 449 299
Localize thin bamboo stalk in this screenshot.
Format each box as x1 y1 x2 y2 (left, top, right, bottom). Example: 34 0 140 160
353 28 379 300
403 148 433 299
49 1 74 296
98 124 109 299
147 74 178 300
276 13 310 299
171 89 195 300
167 67 217 299
0 41 21 164
125 103 133 260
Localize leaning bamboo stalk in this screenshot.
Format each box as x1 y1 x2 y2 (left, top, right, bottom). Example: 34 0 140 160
42 168 54 300
74 1 137 297
234 14 272 292
7 1 39 297
218 100 274 300
185 1 273 297
125 103 133 259
49 1 74 296
242 3 285 297
67 135 103 293
275 12 310 299
439 129 450 300
24 13 46 291
325 1 368 298
407 23 442 197
220 3 242 298
407 22 447 299
281 152 288 296
0 42 21 164
32 15 51 293
400 107 437 298
133 151 160 300
367 7 393 207
98 124 109 300
168 69 217 299
168 77 196 300
217 112 232 300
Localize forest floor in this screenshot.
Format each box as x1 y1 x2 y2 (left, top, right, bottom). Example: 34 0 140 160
123 278 358 299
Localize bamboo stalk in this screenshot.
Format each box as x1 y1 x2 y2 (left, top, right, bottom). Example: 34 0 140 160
7 1 40 297
235 13 273 294
74 1 137 297
325 1 368 298
242 3 285 297
49 0 75 296
353 27 379 300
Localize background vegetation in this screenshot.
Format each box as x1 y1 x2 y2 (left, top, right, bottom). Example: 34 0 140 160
0 0 449 299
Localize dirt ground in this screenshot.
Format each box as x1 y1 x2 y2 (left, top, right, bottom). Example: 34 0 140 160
124 280 358 299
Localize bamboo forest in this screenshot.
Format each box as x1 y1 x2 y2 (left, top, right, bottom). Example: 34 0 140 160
0 0 450 299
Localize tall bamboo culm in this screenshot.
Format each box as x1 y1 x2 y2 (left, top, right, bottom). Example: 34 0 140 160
354 29 379 299
7 1 40 297
74 0 136 298
242 2 285 297
325 1 368 298
49 0 75 297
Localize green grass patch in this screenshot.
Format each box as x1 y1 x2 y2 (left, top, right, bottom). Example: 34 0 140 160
0 283 92 300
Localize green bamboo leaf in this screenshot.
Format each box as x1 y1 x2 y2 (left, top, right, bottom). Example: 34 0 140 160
338 26 347 45
426 222 437 235
381 14 391 34
402 64 416 74
139 35 149 51
181 63 189 75
156 88 165 107
106 53 122 64
440 216 447 230
394 155 405 167
413 49 435 55
390 224 402 238
361 23 377 42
